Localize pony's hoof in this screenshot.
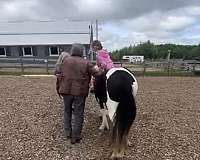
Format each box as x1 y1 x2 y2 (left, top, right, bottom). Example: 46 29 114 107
127 139 132 147
110 151 124 159
110 152 116 159
99 125 105 130
99 125 109 131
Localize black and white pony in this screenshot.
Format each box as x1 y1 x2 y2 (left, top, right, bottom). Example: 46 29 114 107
94 67 138 159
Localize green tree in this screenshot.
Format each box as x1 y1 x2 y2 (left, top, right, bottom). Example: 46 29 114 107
110 41 199 61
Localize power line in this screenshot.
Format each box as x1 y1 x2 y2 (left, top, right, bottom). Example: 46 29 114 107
0 32 90 35
0 18 94 24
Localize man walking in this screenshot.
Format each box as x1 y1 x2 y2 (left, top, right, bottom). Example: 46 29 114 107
58 43 100 144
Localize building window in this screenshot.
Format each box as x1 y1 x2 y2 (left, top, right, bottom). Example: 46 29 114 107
0 47 6 56
23 47 33 56
49 46 59 56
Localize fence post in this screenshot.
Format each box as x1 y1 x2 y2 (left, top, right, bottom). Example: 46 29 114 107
193 62 196 72
45 58 49 74
167 61 170 76
20 57 24 74
143 60 146 76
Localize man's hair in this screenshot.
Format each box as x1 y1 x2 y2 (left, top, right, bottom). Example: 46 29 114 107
92 40 103 49
71 43 84 57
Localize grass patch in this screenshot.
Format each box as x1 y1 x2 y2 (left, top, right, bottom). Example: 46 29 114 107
0 68 54 76
193 70 200 76
131 70 196 77
144 71 195 76
0 71 54 76
0 68 198 77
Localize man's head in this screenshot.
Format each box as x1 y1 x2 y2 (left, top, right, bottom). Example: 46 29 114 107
92 40 102 52
71 43 84 57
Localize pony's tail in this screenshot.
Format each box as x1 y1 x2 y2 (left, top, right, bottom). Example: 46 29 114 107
112 91 136 149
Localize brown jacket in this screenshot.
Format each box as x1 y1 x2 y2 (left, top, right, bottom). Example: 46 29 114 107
58 56 97 96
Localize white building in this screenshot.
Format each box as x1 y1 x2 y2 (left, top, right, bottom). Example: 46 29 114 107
122 55 144 63
0 20 93 58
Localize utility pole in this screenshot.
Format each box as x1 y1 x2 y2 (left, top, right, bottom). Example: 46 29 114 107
96 20 98 40
89 23 94 61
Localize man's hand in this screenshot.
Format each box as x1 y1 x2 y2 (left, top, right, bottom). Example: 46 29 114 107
56 79 62 99
56 89 62 99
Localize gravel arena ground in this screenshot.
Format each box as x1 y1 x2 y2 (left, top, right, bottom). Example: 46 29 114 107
1 76 200 160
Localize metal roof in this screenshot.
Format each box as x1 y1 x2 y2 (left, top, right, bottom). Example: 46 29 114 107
0 20 91 46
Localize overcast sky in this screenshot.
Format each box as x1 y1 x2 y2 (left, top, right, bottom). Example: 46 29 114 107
0 0 200 51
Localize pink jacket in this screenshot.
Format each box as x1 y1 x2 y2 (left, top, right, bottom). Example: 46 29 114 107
96 49 114 70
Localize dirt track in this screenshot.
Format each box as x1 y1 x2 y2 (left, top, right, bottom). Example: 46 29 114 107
1 76 200 160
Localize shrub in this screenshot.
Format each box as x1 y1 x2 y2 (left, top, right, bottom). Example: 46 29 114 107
193 70 200 76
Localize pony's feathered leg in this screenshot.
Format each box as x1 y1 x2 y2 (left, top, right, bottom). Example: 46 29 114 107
110 92 136 159
99 109 109 130
99 91 119 131
106 92 119 121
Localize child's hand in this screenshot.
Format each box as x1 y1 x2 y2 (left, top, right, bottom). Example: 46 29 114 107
94 65 99 70
96 67 104 75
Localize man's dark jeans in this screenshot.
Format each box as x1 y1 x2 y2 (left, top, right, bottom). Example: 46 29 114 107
63 95 86 139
